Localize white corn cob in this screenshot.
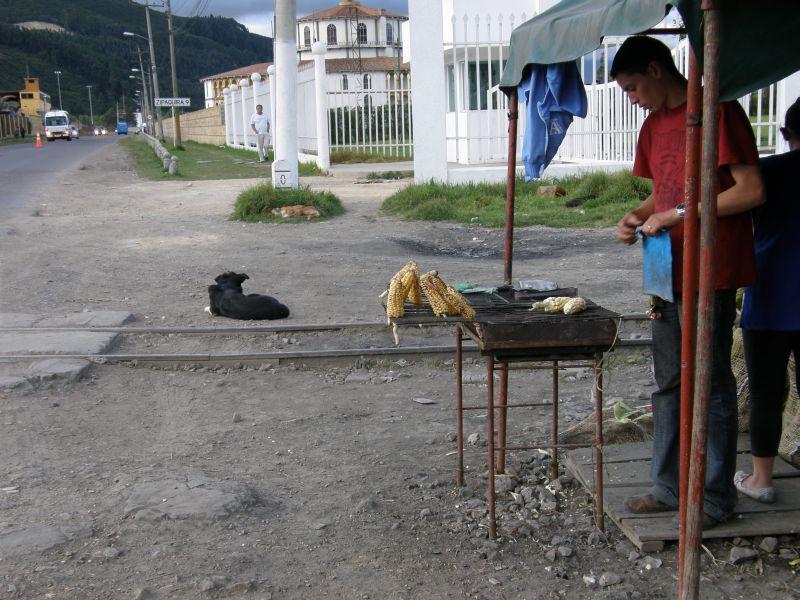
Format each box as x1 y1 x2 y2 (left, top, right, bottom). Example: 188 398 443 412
563 297 587 315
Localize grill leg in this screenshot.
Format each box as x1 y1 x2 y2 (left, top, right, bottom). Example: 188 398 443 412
456 324 464 486
552 360 559 481
497 362 508 474
487 354 496 539
594 352 605 532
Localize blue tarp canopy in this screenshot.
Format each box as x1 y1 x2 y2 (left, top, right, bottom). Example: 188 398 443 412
498 0 800 101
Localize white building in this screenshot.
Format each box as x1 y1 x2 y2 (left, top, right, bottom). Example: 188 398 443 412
297 0 406 62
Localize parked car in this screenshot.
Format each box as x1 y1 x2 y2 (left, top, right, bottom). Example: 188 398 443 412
70 125 79 139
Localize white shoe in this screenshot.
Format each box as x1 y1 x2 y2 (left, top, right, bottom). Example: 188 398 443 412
733 471 775 503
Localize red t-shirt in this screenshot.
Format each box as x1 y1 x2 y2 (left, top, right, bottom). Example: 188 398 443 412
633 100 759 291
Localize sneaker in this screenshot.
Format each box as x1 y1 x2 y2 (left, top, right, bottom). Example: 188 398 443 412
733 471 775 503
624 493 675 514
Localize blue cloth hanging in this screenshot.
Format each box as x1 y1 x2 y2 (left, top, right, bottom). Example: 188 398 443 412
518 61 588 180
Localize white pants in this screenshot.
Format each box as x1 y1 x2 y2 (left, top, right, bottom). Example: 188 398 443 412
256 134 270 161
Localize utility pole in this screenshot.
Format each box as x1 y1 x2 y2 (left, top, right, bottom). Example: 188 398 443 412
144 3 164 139
54 70 63 109
272 0 299 189
165 0 182 147
135 47 152 132
86 85 94 125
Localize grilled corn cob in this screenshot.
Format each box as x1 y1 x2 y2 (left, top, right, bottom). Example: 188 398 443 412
531 296 572 313
563 297 587 315
386 273 407 319
420 270 452 317
444 286 475 320
401 264 422 305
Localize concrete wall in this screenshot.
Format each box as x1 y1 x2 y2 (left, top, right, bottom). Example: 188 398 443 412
162 105 226 146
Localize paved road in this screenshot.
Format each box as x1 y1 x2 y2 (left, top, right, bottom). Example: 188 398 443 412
0 134 121 220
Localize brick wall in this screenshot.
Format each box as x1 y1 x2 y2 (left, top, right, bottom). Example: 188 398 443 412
162 105 226 145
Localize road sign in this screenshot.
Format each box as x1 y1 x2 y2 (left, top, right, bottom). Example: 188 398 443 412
154 97 191 107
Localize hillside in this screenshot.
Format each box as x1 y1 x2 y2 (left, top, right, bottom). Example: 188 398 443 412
0 0 272 122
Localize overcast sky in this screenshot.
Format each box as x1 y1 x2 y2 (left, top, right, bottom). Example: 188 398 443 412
169 1 408 37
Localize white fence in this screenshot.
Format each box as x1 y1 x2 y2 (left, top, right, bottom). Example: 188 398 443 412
327 72 412 158
223 72 272 151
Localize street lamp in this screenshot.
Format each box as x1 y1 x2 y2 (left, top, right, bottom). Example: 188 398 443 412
54 70 63 110
123 30 163 138
86 84 94 126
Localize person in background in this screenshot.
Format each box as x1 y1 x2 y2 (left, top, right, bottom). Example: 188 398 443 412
250 104 270 163
735 97 800 503
612 36 765 527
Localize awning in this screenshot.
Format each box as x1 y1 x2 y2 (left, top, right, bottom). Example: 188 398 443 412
499 0 800 101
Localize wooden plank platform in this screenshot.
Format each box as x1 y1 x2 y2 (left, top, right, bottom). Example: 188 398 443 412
564 435 800 552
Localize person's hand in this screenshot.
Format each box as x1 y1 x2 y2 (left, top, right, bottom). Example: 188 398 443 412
641 209 680 236
617 211 643 244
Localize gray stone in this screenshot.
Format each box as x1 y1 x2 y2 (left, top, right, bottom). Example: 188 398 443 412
494 474 515 494
312 522 329 530
729 547 759 564
779 548 798 560
0 525 92 558
557 546 573 558
356 498 379 513
232 412 243 423
0 313 38 327
599 572 623 587
583 575 597 588
545 548 557 562
0 225 16 236
25 358 90 383
102 546 121 559
344 372 371 384
0 331 118 355
198 579 216 592
637 556 662 570
133 588 155 600
419 508 433 518
759 537 779 553
37 311 134 327
120 475 260 520
0 376 27 390
628 550 642 562
467 433 484 446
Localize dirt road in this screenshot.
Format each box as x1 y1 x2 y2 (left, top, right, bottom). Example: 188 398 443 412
0 144 796 599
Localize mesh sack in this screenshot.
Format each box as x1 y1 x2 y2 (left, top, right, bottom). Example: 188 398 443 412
561 404 653 446
778 353 800 468
732 328 751 433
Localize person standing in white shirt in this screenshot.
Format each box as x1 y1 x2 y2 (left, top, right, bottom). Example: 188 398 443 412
250 104 271 163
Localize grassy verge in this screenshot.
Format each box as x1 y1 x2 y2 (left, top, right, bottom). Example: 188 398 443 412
0 136 34 147
122 136 322 180
231 184 344 223
331 148 413 163
366 170 413 180
381 171 652 228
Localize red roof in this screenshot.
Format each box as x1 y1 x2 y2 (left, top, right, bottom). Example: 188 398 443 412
200 62 273 82
299 1 406 22
324 57 408 73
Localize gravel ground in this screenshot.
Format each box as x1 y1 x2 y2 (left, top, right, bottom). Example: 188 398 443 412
0 144 797 599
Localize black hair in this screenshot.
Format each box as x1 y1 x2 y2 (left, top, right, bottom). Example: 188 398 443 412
785 97 800 138
610 35 683 80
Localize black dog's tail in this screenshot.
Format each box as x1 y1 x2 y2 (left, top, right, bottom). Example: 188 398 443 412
207 284 222 315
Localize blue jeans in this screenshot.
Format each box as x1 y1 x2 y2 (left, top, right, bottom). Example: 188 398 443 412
648 290 738 521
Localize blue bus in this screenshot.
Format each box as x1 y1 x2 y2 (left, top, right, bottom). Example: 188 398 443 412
116 121 128 135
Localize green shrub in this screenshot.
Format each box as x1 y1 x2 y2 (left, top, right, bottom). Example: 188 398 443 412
231 184 344 222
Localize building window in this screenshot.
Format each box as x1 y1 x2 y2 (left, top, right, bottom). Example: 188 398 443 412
341 74 349 90
327 24 337 45
357 23 367 44
304 26 311 47
363 74 371 89
386 23 393 45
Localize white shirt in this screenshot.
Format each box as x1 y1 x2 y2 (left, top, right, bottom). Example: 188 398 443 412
250 113 270 135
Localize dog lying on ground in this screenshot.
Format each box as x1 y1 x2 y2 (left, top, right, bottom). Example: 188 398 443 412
206 272 290 320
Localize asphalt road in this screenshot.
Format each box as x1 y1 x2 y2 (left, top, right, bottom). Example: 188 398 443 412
0 134 121 221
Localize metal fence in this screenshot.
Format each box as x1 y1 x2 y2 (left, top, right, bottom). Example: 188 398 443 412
0 113 31 140
326 72 412 158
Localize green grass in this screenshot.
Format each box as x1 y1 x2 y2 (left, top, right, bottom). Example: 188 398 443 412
0 136 34 147
330 148 413 163
122 136 322 180
366 170 413 180
381 171 652 228
231 183 344 223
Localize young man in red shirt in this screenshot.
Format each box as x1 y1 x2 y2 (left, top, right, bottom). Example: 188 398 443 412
612 36 765 527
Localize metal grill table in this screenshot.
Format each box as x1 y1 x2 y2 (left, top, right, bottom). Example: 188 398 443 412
394 294 620 538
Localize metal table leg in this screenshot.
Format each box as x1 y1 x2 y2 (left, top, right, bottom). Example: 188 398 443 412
456 324 464 486
497 362 508 474
594 352 605 532
487 354 496 539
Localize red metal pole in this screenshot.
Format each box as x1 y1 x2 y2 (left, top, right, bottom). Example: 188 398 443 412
497 362 508 474
504 89 518 285
456 324 464 486
487 354 497 539
551 361 559 481
594 352 604 532
677 48 703 589
681 3 721 598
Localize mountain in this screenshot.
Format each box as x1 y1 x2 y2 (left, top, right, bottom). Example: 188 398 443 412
0 0 273 122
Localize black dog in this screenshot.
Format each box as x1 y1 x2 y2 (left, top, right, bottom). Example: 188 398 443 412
206 272 290 320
